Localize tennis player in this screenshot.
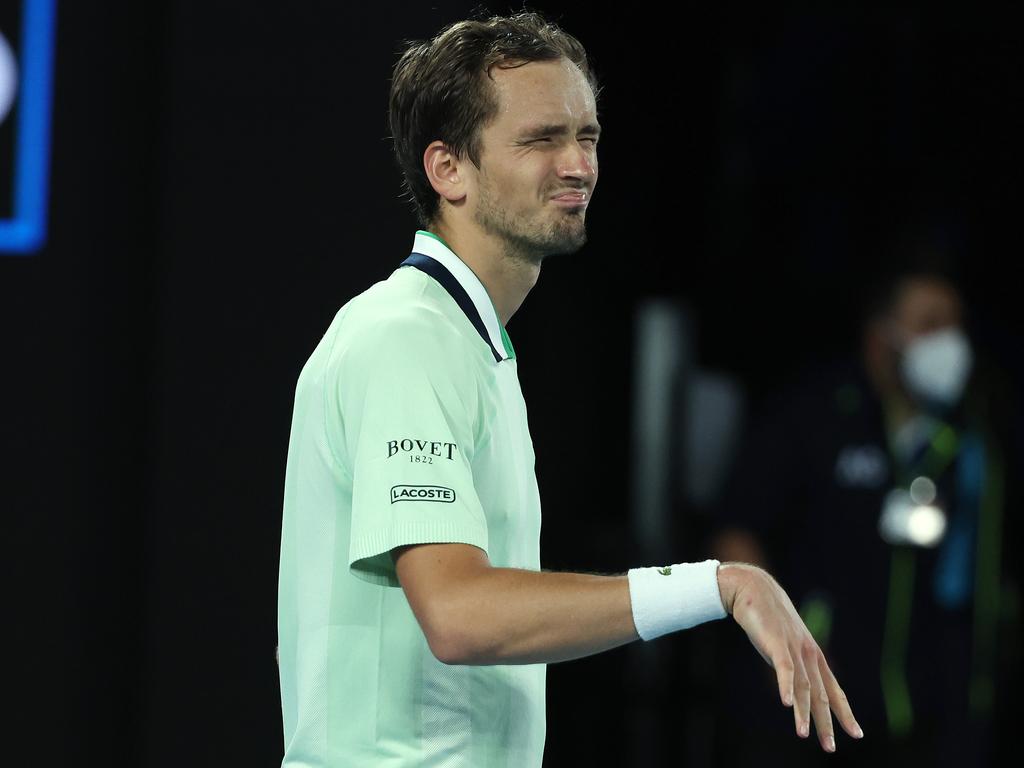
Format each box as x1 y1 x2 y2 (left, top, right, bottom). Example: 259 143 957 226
276 11 863 766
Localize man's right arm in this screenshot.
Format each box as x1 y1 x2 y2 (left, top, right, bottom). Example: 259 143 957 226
392 542 864 753
392 542 639 666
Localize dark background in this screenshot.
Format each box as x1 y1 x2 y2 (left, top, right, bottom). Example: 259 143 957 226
1 1 1020 764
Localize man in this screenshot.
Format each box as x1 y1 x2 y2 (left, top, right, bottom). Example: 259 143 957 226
277 11 862 766
711 268 1019 765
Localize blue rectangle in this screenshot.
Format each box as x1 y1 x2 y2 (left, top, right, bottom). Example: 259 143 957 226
0 0 56 255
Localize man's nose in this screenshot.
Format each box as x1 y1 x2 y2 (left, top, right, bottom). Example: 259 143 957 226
557 140 597 181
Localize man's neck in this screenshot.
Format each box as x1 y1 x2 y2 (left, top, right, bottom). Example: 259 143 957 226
429 222 541 327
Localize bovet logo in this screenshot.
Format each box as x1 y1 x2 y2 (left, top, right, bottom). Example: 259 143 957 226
390 485 456 504
387 439 458 460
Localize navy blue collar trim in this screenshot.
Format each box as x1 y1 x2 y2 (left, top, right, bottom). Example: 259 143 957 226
400 252 503 363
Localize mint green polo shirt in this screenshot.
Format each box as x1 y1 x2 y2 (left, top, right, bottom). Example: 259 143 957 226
277 230 546 766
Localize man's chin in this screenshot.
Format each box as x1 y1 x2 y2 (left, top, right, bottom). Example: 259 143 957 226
547 222 587 255
503 218 587 264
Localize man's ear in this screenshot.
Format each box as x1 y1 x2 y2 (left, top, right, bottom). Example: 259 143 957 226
423 140 468 205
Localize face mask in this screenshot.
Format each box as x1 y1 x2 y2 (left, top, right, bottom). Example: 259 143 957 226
899 326 973 407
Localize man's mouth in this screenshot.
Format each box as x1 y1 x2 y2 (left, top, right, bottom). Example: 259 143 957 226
550 191 588 206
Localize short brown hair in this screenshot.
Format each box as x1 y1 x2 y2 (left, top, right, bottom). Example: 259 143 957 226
388 9 603 229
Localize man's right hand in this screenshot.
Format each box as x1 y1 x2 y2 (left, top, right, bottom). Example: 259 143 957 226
716 562 865 753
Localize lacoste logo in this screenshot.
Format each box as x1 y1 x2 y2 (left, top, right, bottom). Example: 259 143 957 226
657 567 672 575
390 485 456 504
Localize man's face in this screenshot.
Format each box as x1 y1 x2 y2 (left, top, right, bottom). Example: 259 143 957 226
876 276 967 392
468 57 600 265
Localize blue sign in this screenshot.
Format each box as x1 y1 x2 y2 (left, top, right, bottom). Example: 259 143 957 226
0 0 55 255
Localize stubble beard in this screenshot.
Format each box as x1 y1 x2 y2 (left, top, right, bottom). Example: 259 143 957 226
473 174 588 268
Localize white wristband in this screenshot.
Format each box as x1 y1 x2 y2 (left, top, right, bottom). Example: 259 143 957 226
627 559 728 641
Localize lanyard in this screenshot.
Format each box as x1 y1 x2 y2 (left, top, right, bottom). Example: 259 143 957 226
879 416 1000 736
879 419 959 737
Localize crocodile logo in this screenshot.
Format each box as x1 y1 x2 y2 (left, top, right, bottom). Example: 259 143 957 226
657 566 672 576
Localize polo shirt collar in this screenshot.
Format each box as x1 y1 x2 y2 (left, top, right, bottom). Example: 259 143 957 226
400 230 516 363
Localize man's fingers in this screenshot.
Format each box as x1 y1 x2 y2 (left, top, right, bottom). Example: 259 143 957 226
773 649 795 707
792 650 811 739
734 568 865 748
803 644 836 752
818 652 864 739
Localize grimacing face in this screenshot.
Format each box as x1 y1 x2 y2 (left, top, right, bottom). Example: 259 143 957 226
469 57 600 265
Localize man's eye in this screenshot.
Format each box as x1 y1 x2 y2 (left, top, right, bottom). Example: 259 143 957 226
528 137 598 145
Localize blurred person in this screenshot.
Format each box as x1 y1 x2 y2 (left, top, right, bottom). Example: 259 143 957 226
275 9 864 767
710 267 1020 766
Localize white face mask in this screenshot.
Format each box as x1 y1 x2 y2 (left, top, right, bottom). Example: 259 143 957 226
899 326 973 407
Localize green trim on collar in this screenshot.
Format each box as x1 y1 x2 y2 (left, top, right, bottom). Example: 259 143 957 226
500 325 516 360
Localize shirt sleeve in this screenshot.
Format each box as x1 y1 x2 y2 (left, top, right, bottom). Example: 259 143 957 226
332 309 489 588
